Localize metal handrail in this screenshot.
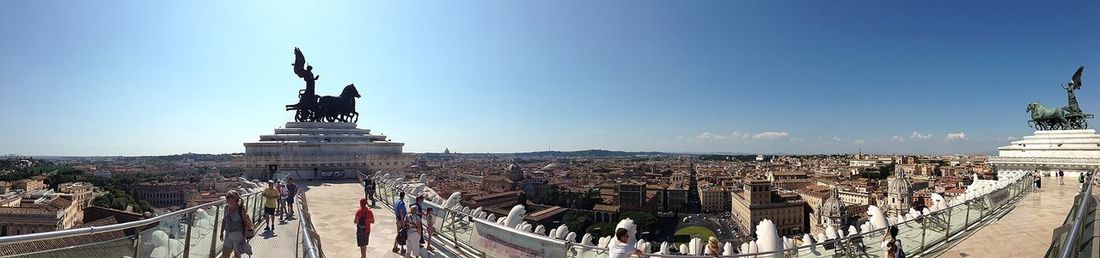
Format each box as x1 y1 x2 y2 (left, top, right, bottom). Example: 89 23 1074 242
1058 171 1095 258
297 194 321 258
565 172 1033 257
363 171 1031 258
0 192 255 245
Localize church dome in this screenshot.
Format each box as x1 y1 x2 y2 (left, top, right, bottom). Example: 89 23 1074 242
508 163 523 173
888 168 912 194
821 188 846 217
507 163 525 182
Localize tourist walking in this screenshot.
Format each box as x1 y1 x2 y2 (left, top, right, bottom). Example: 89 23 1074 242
367 178 377 206
392 192 408 254
424 207 435 251
285 177 299 220
880 225 905 258
276 181 288 219
607 228 643 258
413 195 426 246
221 190 254 258
405 203 423 258
1035 173 1043 192
355 198 375 258
363 177 375 206
263 181 280 231
1058 170 1065 185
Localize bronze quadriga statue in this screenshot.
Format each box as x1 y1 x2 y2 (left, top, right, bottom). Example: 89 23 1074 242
284 47 361 123
1027 66 1093 130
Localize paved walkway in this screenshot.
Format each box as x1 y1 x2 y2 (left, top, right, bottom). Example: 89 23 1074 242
304 181 445 258
249 199 302 258
938 178 1084 257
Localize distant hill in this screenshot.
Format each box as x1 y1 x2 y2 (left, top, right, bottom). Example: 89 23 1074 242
514 149 669 158
421 149 672 158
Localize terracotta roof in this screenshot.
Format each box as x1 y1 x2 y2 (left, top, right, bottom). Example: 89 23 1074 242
0 217 130 256
593 204 620 213
527 206 565 221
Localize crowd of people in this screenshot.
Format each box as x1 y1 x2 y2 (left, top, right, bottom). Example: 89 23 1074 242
355 176 436 258
219 177 300 258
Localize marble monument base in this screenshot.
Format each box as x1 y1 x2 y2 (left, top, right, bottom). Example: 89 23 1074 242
991 129 1100 175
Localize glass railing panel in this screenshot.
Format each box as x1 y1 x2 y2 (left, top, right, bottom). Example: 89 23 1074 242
855 228 887 257
965 201 981 227
182 206 222 258
894 216 923 255
209 204 226 258
947 204 967 236
6 235 137 258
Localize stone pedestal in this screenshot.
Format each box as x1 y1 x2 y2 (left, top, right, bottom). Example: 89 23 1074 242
235 122 413 180
991 129 1100 174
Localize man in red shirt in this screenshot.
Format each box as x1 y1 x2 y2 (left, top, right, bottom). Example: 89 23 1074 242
354 198 375 258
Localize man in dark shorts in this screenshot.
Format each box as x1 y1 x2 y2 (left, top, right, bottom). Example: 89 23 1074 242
355 198 374 258
392 191 407 254
263 181 280 231
285 177 299 219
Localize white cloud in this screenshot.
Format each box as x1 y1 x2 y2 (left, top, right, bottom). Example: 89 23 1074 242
891 136 907 142
1007 136 1018 140
696 132 724 141
695 132 750 141
832 136 843 142
675 136 685 140
910 131 931 140
853 139 866 144
752 131 789 140
946 132 967 141
789 137 805 142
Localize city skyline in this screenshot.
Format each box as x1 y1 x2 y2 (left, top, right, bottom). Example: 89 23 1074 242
2 0 1099 156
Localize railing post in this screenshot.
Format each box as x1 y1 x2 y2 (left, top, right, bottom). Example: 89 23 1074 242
184 211 195 256
920 215 927 253
963 201 970 228
946 206 953 237
133 233 142 258
210 205 222 258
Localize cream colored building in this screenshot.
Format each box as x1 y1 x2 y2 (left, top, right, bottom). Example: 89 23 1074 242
12 178 45 193
0 196 82 236
698 185 730 213
58 182 95 209
731 180 806 236
837 189 871 206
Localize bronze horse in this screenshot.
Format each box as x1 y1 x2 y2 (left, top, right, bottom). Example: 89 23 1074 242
1027 101 1067 130
317 84 360 123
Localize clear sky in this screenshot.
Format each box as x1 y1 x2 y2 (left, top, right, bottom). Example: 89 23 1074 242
1 0 1098 156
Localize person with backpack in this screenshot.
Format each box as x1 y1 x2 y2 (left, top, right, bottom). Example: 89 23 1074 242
354 198 374 258
880 225 905 258
392 192 407 254
221 190 254 258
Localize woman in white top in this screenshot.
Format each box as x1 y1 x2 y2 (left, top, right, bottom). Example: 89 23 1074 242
607 228 644 258
405 203 422 258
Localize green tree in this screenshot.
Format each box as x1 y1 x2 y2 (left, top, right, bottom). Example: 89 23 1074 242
562 211 592 234
619 211 658 234
586 222 615 237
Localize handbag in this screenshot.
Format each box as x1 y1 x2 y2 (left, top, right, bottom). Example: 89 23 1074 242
241 207 256 239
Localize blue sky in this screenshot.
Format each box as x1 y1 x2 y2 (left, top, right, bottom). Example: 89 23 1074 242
1 0 1098 156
